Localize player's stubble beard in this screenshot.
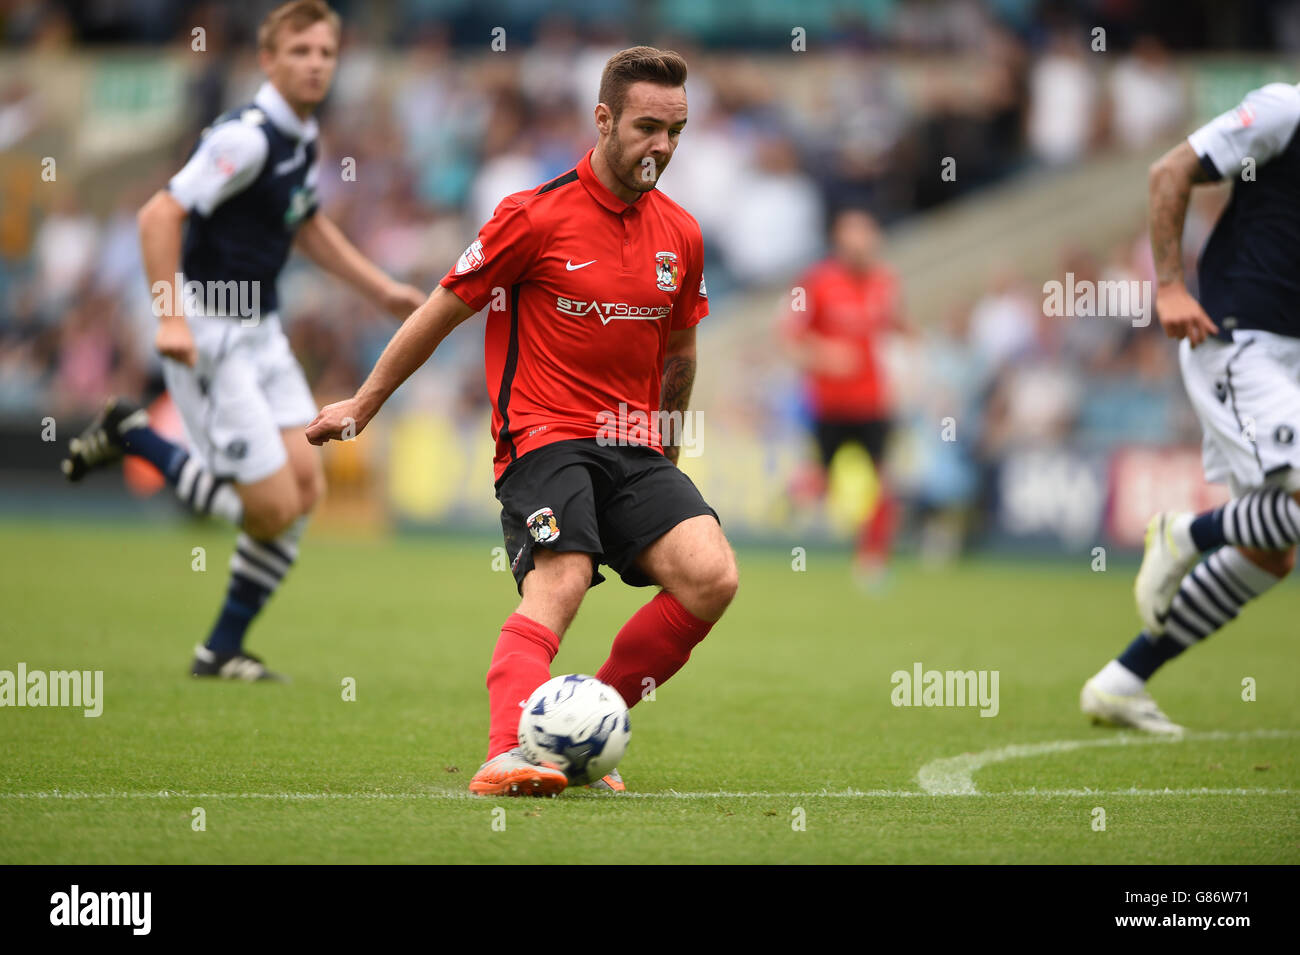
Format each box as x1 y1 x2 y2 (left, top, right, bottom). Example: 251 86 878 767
604 123 664 199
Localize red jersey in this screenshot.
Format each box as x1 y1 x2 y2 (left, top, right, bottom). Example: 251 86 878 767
441 148 708 481
787 259 899 419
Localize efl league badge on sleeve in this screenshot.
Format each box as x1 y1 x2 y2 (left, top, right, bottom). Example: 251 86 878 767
655 251 679 292
456 239 485 275
699 275 707 298
526 506 560 544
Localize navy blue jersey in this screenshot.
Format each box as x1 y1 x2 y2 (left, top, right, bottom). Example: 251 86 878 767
168 82 321 317
1187 82 1300 341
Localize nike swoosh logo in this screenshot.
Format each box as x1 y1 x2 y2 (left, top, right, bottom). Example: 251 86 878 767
566 259 597 271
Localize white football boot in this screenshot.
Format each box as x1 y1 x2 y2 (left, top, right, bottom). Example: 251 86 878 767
1080 678 1184 735
1134 512 1199 635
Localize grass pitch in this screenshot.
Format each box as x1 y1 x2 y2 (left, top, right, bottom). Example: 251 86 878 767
1 519 1296 864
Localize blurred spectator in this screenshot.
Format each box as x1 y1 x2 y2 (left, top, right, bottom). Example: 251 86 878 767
967 267 1038 371
717 137 822 286
1026 29 1100 165
1108 36 1186 151
33 192 98 325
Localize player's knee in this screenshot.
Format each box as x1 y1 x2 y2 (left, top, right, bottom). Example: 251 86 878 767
689 548 739 618
1238 545 1296 577
297 468 326 515
526 551 591 616
549 557 592 607
243 492 301 540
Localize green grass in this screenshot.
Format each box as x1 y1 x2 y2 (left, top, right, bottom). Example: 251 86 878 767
1 520 1297 863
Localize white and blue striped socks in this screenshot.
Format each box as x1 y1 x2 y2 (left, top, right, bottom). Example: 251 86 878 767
174 453 243 525
1112 547 1283 686
1188 486 1300 552
204 519 305 655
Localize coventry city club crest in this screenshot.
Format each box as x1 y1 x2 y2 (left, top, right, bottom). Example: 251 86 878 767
526 507 559 544
655 251 679 292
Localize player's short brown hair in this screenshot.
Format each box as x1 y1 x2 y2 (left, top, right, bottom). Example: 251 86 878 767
258 0 341 53
598 46 688 122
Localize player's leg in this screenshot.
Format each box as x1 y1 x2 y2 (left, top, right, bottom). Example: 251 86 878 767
484 548 593 759
1135 334 1300 631
473 554 595 797
192 315 320 680
1085 541 1293 732
854 418 898 581
1086 333 1300 731
596 450 738 711
471 448 603 796
63 393 244 526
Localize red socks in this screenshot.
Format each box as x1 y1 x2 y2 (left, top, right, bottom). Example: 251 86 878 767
857 487 897 565
485 613 560 760
484 596 714 760
596 591 714 709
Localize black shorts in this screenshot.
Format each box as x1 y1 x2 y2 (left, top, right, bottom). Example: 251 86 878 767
495 438 720 594
813 418 892 468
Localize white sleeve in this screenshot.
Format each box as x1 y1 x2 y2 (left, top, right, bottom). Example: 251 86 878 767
1187 82 1300 178
168 120 268 216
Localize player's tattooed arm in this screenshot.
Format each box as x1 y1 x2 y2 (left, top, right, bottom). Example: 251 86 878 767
1148 141 1218 345
660 327 697 465
1149 141 1210 287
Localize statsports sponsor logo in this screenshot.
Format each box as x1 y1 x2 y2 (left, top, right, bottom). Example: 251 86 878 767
555 296 671 325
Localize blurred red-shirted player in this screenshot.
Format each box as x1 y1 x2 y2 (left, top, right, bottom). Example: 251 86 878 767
784 209 908 585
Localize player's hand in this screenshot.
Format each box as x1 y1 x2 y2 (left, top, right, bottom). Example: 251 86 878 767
382 282 428 321
305 397 371 446
1155 282 1218 347
155 316 197 367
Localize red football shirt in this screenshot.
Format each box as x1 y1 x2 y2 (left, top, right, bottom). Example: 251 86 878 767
441 148 708 480
786 259 899 419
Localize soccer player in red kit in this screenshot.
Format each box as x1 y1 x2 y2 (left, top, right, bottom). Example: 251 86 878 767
784 209 907 585
306 47 738 796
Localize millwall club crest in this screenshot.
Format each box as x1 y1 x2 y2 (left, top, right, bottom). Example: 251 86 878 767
526 507 559 544
455 239 484 275
654 251 679 292
284 185 317 229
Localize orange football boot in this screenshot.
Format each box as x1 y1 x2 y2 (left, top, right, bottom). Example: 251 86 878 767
469 748 568 797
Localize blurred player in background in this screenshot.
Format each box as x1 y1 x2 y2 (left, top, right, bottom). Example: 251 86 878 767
784 209 908 588
61 0 424 680
1082 81 1300 733
308 46 738 797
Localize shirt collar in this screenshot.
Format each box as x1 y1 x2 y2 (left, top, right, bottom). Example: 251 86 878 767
254 81 319 142
577 147 641 215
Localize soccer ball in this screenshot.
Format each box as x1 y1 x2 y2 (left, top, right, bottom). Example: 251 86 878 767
518 674 631 785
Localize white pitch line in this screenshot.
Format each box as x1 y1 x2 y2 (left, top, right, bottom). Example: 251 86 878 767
0 787 1293 801
917 728 1300 795
1 729 1295 804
